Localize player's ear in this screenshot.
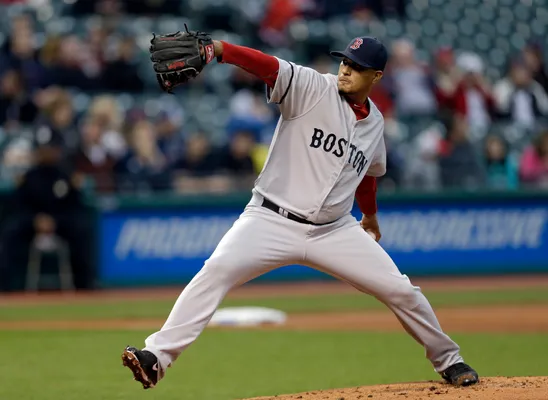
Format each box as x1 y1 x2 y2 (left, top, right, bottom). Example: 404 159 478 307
373 71 383 83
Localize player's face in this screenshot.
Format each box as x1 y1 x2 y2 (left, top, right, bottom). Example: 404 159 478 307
337 58 383 97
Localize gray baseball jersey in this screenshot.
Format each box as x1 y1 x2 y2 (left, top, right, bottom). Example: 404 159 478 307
254 58 387 224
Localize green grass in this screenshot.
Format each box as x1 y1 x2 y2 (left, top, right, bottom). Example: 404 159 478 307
1 286 547 399
1 329 547 400
1 288 548 321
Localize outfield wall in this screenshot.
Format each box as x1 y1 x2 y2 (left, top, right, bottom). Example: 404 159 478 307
95 190 548 287
1 189 546 288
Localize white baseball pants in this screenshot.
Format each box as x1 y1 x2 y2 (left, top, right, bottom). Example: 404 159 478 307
143 194 463 380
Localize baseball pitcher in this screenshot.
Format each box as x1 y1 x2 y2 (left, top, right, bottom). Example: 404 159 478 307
121 26 479 390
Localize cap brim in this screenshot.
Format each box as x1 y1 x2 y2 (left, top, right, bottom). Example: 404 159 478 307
330 50 376 69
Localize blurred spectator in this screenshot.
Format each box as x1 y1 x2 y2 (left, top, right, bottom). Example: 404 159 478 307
36 89 78 153
39 36 62 69
377 139 405 191
438 114 486 189
0 69 39 127
173 133 240 194
155 108 185 167
103 36 144 92
493 58 548 129
259 0 304 47
370 84 394 118
0 136 33 182
44 35 101 90
72 116 117 193
230 89 274 122
311 55 335 75
386 39 437 117
4 15 47 91
522 42 548 93
451 52 495 135
519 130 548 188
115 120 171 193
87 95 127 159
0 126 96 291
219 130 257 177
86 24 109 71
433 47 460 110
404 121 443 190
228 88 276 145
483 134 519 189
174 133 219 178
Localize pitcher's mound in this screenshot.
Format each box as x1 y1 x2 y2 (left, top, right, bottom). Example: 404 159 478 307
245 376 548 400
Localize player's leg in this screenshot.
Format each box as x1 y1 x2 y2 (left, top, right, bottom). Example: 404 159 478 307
126 205 307 386
304 215 477 385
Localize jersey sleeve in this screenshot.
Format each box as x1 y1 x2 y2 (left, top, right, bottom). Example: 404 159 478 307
266 58 330 119
366 136 387 177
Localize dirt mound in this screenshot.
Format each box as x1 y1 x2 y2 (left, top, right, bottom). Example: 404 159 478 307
244 377 548 400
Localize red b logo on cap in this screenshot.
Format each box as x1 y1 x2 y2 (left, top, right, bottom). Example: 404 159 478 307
350 38 363 50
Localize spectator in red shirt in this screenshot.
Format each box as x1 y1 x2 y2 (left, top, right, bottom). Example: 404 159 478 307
433 47 461 111
259 0 304 47
72 116 117 193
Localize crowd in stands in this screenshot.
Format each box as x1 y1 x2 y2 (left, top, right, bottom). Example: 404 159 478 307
0 0 548 196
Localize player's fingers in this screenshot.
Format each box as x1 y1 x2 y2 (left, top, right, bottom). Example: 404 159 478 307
367 229 381 242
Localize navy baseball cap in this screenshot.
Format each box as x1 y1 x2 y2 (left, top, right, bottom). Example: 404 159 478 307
330 36 388 71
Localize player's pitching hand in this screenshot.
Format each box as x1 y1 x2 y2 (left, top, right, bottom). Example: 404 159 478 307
360 214 381 242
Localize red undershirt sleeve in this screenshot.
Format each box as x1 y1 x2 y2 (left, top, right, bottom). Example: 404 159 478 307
218 41 279 88
355 175 378 215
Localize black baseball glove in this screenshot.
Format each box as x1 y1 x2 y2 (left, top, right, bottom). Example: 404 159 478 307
149 24 216 93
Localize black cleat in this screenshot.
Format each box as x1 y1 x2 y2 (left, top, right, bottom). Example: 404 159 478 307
441 362 479 387
121 346 160 389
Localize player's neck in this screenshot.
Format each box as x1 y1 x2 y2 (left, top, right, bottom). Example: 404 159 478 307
344 92 369 106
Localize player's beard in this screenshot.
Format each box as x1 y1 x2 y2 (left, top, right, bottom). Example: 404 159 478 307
338 87 356 96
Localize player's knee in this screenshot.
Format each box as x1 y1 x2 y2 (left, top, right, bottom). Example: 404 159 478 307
201 255 242 284
383 281 421 308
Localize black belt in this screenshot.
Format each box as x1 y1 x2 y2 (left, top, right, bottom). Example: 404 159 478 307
261 198 333 226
